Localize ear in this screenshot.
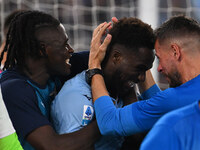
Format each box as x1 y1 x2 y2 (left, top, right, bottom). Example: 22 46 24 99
112 50 122 65
171 43 181 61
39 42 47 56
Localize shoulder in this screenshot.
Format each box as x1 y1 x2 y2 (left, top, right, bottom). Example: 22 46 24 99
58 71 90 95
0 70 51 138
52 71 92 113
156 101 198 128
142 87 181 111
1 70 36 101
156 87 176 99
140 122 179 150
135 88 176 111
68 51 89 79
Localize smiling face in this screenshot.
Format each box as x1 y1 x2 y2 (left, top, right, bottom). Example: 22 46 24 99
103 44 154 98
155 39 182 87
36 24 74 77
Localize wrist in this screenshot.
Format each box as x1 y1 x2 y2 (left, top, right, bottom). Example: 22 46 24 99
88 63 101 70
85 68 103 85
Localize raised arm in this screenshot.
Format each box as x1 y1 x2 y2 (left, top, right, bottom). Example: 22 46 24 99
89 22 112 101
88 21 157 137
88 22 140 137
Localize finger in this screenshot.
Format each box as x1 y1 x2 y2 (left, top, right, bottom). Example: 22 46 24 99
96 22 111 43
99 34 112 53
93 22 106 37
99 22 112 35
108 22 113 31
108 17 118 31
108 26 112 30
112 17 118 23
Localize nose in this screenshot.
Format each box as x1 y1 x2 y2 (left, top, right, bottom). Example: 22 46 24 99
67 44 74 54
157 63 162 73
138 72 146 82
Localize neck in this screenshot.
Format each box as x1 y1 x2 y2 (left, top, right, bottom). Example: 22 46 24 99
105 81 117 98
103 72 117 99
23 57 50 86
179 58 200 84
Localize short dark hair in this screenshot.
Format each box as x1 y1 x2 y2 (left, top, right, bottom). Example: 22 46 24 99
102 17 155 65
1 10 60 70
154 15 200 44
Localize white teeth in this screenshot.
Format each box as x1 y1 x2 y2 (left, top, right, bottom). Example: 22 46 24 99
66 59 70 64
128 81 135 88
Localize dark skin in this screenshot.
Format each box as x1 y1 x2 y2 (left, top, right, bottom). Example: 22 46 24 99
103 44 154 102
22 24 100 150
89 21 155 149
120 132 148 150
27 123 100 150
102 44 154 150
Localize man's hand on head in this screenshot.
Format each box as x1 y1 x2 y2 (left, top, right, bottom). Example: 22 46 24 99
89 22 112 69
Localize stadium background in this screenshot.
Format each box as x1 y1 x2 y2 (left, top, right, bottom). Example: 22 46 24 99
0 0 200 89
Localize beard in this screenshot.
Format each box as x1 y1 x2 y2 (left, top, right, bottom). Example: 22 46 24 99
167 70 182 88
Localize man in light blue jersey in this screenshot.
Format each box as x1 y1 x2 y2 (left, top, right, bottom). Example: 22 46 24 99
140 100 200 150
87 14 200 144
51 17 156 149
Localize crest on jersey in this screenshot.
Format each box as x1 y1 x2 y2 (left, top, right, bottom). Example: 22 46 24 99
82 105 94 126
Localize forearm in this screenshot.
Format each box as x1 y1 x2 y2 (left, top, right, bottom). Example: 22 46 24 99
88 22 112 101
27 122 100 150
91 74 109 102
94 96 141 136
58 121 100 150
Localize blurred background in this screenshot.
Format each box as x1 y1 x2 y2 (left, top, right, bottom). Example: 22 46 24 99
0 0 200 89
